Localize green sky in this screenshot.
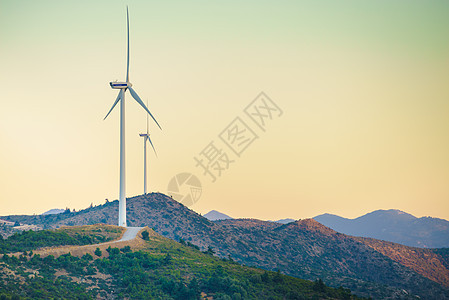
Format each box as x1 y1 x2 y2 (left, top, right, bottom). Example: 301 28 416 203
1 0 448 220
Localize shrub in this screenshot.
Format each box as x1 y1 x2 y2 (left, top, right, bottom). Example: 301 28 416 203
141 230 149 241
120 246 131 253
82 253 93 261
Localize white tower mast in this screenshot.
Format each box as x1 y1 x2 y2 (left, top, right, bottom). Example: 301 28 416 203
140 104 157 195
104 7 161 227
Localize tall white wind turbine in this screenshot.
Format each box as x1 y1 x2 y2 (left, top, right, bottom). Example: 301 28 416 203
104 7 161 227
139 105 157 195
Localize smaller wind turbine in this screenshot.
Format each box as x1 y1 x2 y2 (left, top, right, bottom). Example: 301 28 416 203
139 100 157 195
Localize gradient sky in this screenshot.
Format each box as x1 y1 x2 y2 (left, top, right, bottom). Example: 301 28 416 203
1 0 448 221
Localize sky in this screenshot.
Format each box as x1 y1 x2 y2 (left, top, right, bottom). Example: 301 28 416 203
1 0 448 221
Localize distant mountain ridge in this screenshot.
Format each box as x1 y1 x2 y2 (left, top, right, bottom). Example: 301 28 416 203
314 209 449 248
203 210 233 221
204 210 295 224
41 208 65 215
273 218 295 224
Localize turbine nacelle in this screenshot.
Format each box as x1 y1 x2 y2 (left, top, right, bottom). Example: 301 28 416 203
140 132 157 156
110 81 132 89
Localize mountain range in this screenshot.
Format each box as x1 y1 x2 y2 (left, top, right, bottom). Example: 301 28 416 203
314 209 449 248
2 193 449 299
203 210 296 224
204 208 449 248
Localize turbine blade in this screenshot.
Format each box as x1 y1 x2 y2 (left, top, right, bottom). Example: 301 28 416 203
128 87 162 130
104 90 123 120
146 99 149 135
126 6 130 82
147 135 157 157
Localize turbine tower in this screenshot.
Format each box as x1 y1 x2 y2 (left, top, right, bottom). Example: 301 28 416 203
139 105 157 195
104 7 161 227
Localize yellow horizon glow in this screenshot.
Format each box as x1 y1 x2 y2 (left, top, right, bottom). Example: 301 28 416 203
0 0 448 221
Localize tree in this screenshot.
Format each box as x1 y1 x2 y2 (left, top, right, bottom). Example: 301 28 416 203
82 253 93 261
313 278 325 292
203 246 215 256
109 247 120 255
261 271 269 283
141 230 149 241
120 246 131 253
94 247 102 257
163 253 172 264
273 269 283 283
188 278 200 298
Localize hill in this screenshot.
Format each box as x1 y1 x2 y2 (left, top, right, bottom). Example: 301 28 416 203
314 209 449 248
355 236 449 287
0 225 362 300
41 209 65 215
203 210 233 221
2 194 449 299
273 218 295 224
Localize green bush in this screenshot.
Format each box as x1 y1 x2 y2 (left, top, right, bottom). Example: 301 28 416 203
141 230 149 240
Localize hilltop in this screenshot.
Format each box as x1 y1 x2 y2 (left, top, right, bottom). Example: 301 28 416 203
2 193 449 299
203 210 233 221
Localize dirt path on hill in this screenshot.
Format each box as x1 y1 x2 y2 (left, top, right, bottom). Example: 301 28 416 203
24 227 148 258
116 227 142 242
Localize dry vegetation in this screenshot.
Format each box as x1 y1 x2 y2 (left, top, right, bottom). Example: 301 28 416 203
356 237 449 287
58 224 125 240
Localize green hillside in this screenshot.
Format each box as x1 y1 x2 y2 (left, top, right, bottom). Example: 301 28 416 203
0 225 124 254
0 225 363 300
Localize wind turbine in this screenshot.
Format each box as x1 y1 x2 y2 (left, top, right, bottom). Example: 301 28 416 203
139 104 157 195
104 7 161 227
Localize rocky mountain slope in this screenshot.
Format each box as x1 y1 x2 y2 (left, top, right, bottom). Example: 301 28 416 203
314 209 449 248
2 194 449 299
355 236 449 287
